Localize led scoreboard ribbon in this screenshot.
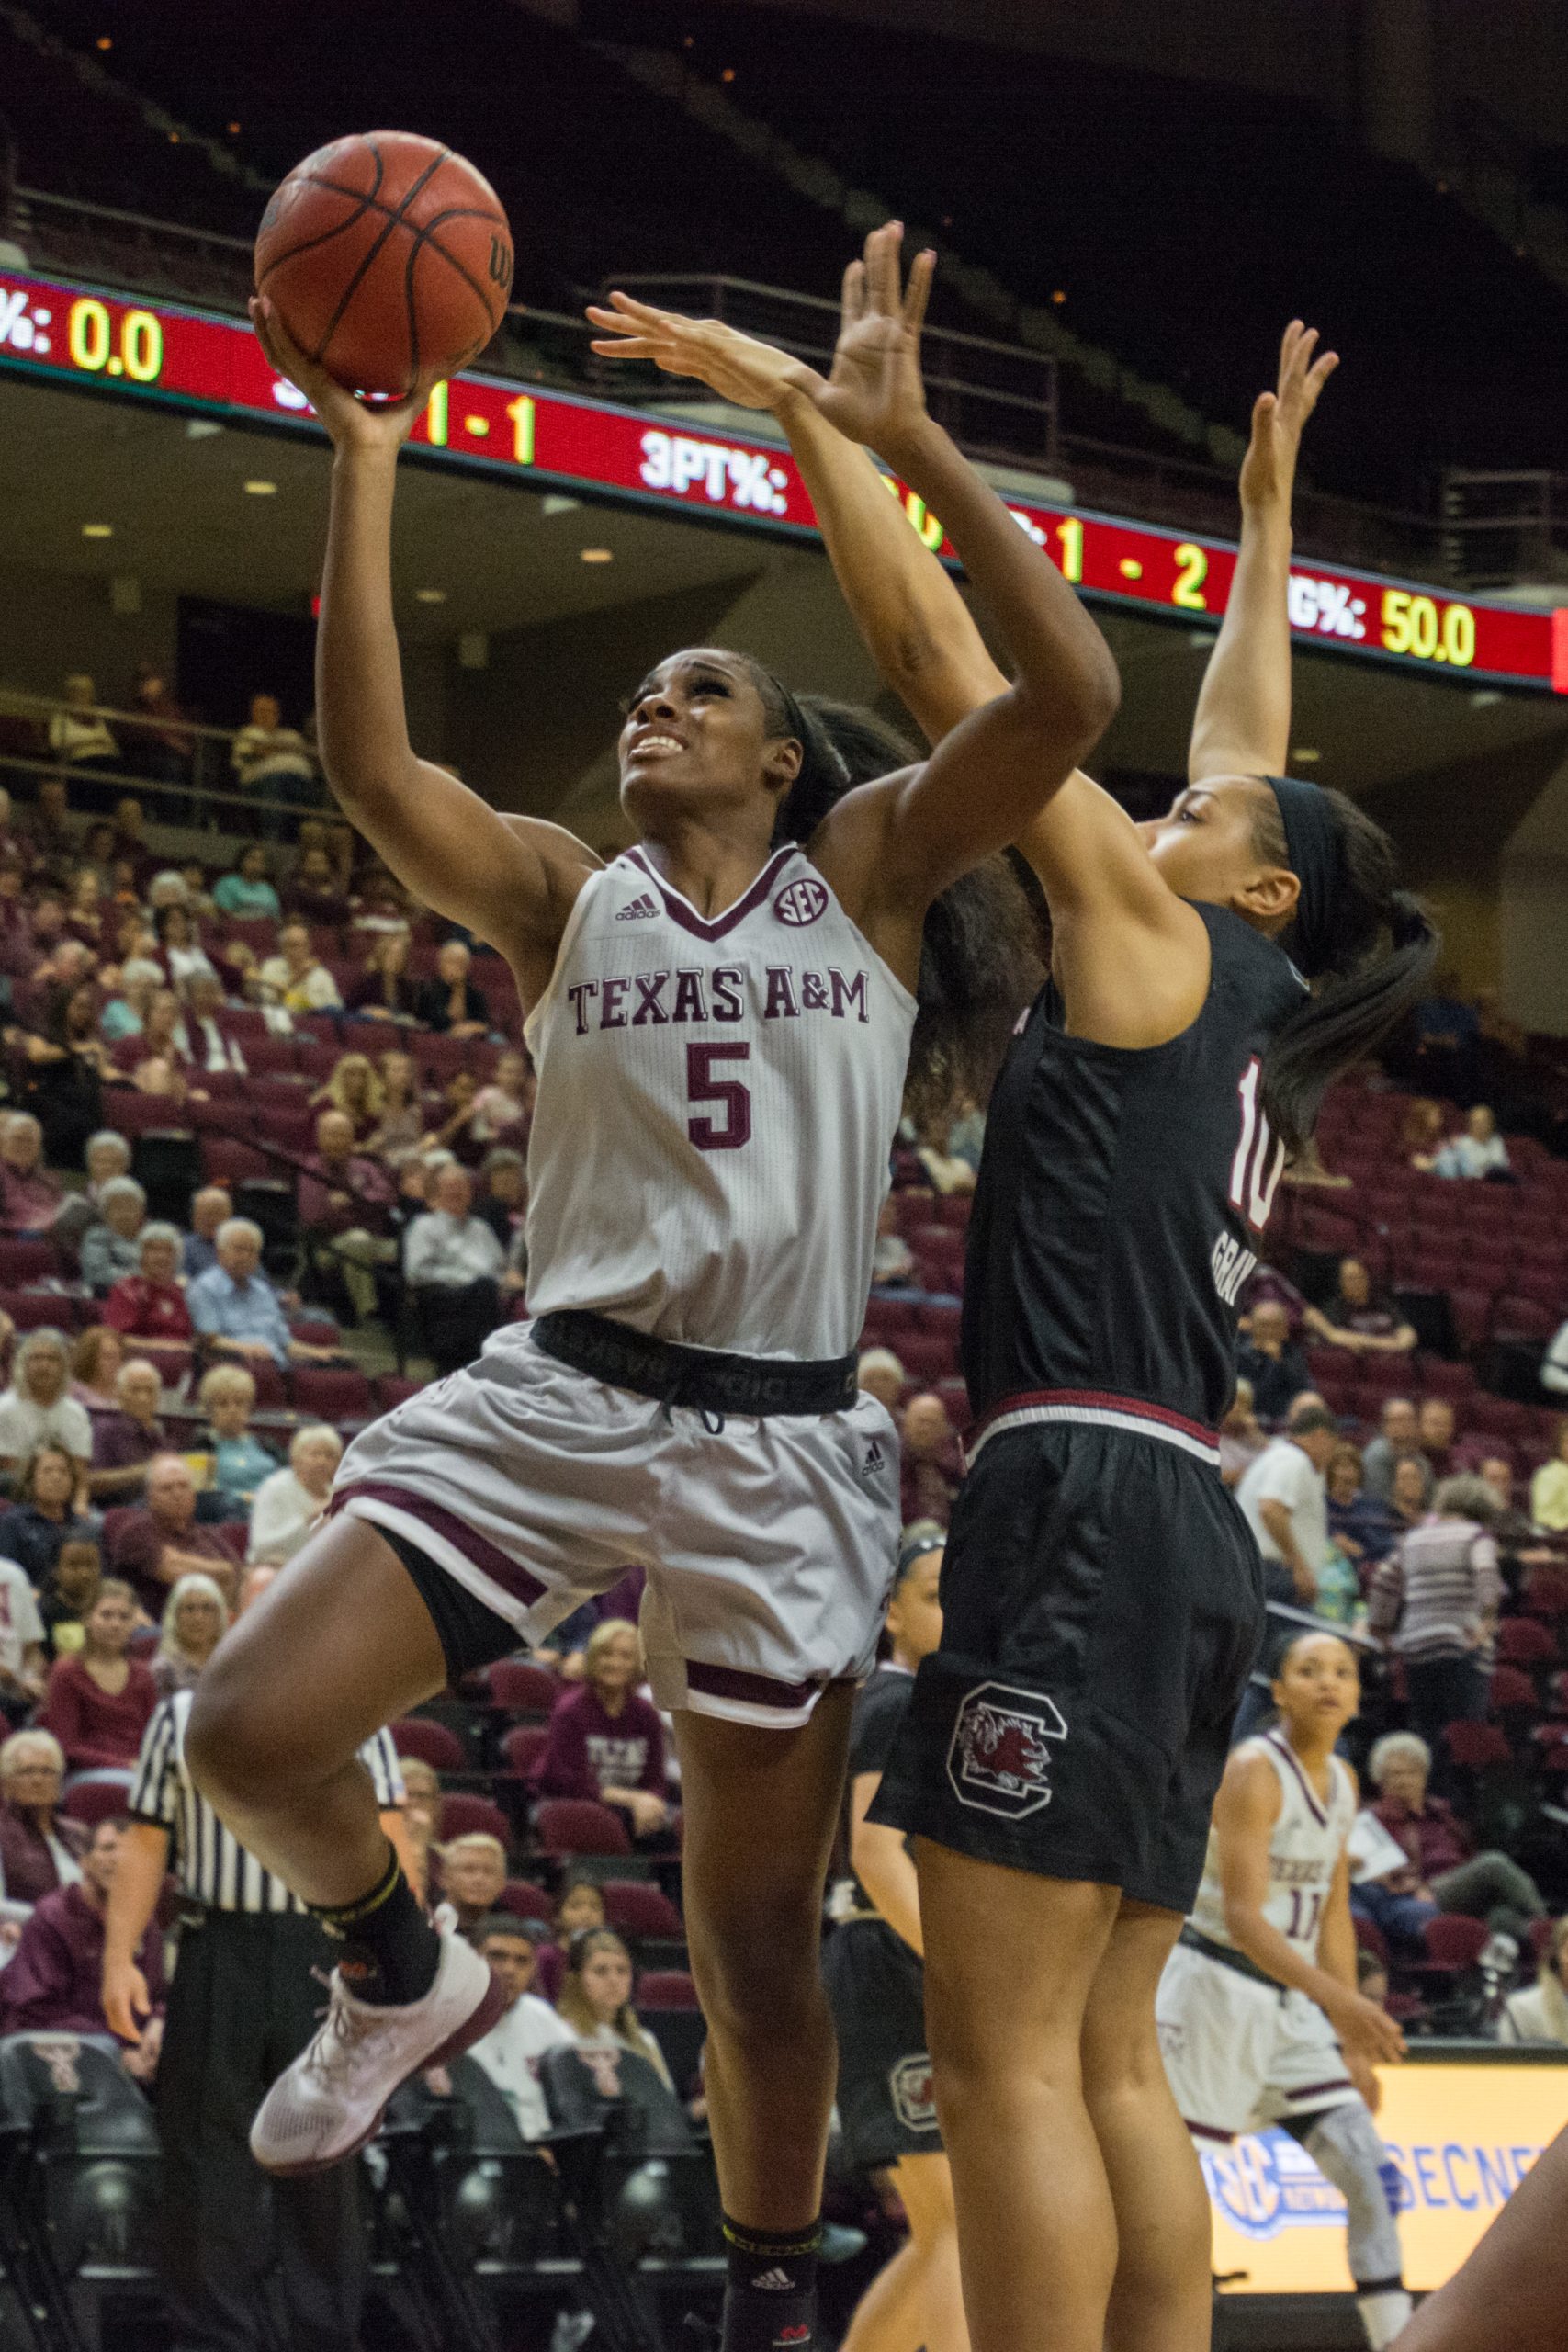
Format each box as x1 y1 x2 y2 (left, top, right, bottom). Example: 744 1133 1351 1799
4 266 1565 694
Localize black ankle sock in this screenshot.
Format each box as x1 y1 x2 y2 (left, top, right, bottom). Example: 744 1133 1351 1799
310 1848 439 2007
719 2216 820 2351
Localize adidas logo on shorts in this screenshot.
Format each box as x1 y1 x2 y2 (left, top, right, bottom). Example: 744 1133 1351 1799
615 893 660 922
752 2267 796 2291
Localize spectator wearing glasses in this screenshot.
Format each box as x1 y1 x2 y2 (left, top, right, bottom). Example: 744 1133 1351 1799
152 1574 230 1698
0 1729 86 1922
0 1331 94 1476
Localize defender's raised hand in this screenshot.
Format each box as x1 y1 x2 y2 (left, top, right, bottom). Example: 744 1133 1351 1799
1239 318 1338 516
584 292 818 413
589 221 935 463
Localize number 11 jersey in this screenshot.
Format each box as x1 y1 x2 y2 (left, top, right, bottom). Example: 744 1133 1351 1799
961 900 1307 1430
523 844 917 1362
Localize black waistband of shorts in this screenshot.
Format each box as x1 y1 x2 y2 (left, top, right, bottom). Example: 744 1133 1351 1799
530 1309 858 1418
1179 1923 1285 1995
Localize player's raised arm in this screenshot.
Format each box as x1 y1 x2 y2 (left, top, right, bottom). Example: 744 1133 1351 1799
591 273 1006 748
249 299 599 1007
1188 321 1338 785
594 223 1119 904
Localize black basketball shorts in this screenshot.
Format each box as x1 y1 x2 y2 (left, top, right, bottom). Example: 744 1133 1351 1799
871 1408 1265 1914
824 1918 941 2171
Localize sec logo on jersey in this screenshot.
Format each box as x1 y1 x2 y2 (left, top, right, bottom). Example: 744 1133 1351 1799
774 876 829 927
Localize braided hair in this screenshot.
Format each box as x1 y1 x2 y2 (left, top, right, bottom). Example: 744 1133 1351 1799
737 659 1043 1118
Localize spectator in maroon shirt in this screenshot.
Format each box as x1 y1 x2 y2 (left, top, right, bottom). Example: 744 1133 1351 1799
0 1815 164 2036
297 1109 393 1235
0 857 33 981
1359 1730 1546 1951
102 1224 195 1359
39 1582 157 1772
899 1391 964 1526
88 1358 168 1503
0 1728 87 1915
106 1454 237 1615
0 1111 63 1233
534 1620 670 1843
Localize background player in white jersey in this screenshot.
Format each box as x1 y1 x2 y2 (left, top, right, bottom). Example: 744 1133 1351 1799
1156 1632 1412 2349
183 227 1120 2352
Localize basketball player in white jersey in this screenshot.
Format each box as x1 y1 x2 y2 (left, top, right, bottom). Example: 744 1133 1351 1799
186 227 1119 2352
1155 1632 1413 2348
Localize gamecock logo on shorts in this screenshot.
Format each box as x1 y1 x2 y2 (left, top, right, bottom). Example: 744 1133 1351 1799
947 1683 1067 1819
889 2053 938 2132
773 876 829 927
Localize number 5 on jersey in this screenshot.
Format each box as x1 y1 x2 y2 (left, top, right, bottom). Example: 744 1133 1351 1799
687 1041 751 1151
1229 1057 1284 1233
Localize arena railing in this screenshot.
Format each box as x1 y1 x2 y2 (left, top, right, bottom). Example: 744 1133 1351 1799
0 683 321 842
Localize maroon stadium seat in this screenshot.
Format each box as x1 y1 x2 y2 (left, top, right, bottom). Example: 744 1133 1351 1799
1487 1664 1539 1720
0 1238 59 1285
496 1879 555 1924
501 1724 551 1781
601 1880 683 1941
1419 1915 1491 1971
391 1717 468 1773
1352 1912 1390 1965
289 1366 374 1422
1495 1618 1556 1670
439 1792 512 1847
1440 1721 1512 1772
488 1660 562 1718
636 1969 699 2009
200 1137 270 1185
374 1374 423 1413
532 1799 632 1859
60 1779 133 1827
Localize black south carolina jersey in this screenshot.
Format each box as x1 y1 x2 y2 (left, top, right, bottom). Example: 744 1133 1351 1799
962 902 1306 1430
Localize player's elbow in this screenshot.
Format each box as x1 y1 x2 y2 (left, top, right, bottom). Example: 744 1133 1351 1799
1014 641 1121 761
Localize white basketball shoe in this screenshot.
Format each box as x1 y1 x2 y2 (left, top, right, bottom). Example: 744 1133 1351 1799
250 1908 508 2176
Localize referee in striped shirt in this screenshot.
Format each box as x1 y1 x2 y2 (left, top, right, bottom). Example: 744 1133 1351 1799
103 1573 409 2351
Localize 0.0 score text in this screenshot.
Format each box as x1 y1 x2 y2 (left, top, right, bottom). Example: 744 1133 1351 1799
65 296 164 385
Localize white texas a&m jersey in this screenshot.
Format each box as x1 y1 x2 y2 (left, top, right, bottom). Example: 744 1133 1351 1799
1189 1729 1356 1961
523 844 917 1361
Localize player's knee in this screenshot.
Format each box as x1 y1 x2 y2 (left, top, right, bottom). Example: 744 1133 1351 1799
689 1886 823 2041
185 1647 296 1805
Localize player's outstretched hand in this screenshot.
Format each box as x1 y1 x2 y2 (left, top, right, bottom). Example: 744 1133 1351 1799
249 295 445 457
591 221 935 464
1238 319 1338 518
585 293 818 413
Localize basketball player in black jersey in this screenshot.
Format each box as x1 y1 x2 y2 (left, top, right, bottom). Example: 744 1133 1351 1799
598 305 1438 2352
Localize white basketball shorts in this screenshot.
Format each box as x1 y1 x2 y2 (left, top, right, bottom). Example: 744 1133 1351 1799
332 1320 901 1729
1156 1941 1360 2142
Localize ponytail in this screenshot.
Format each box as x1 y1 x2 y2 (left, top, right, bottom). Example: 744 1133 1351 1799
1251 785 1439 1156
741 662 1043 1117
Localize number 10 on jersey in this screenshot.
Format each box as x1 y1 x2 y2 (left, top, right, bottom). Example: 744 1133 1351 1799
1229 1057 1284 1233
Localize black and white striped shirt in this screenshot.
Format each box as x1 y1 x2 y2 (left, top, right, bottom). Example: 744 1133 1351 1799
129 1690 405 1915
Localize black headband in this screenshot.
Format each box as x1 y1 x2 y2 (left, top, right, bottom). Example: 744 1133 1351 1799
897 1521 946 1578
1267 775 1339 978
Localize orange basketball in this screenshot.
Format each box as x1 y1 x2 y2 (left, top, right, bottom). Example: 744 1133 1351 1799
254 130 513 397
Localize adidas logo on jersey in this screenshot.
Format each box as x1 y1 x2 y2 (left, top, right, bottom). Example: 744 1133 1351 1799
615 893 660 922
863 1439 886 1475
